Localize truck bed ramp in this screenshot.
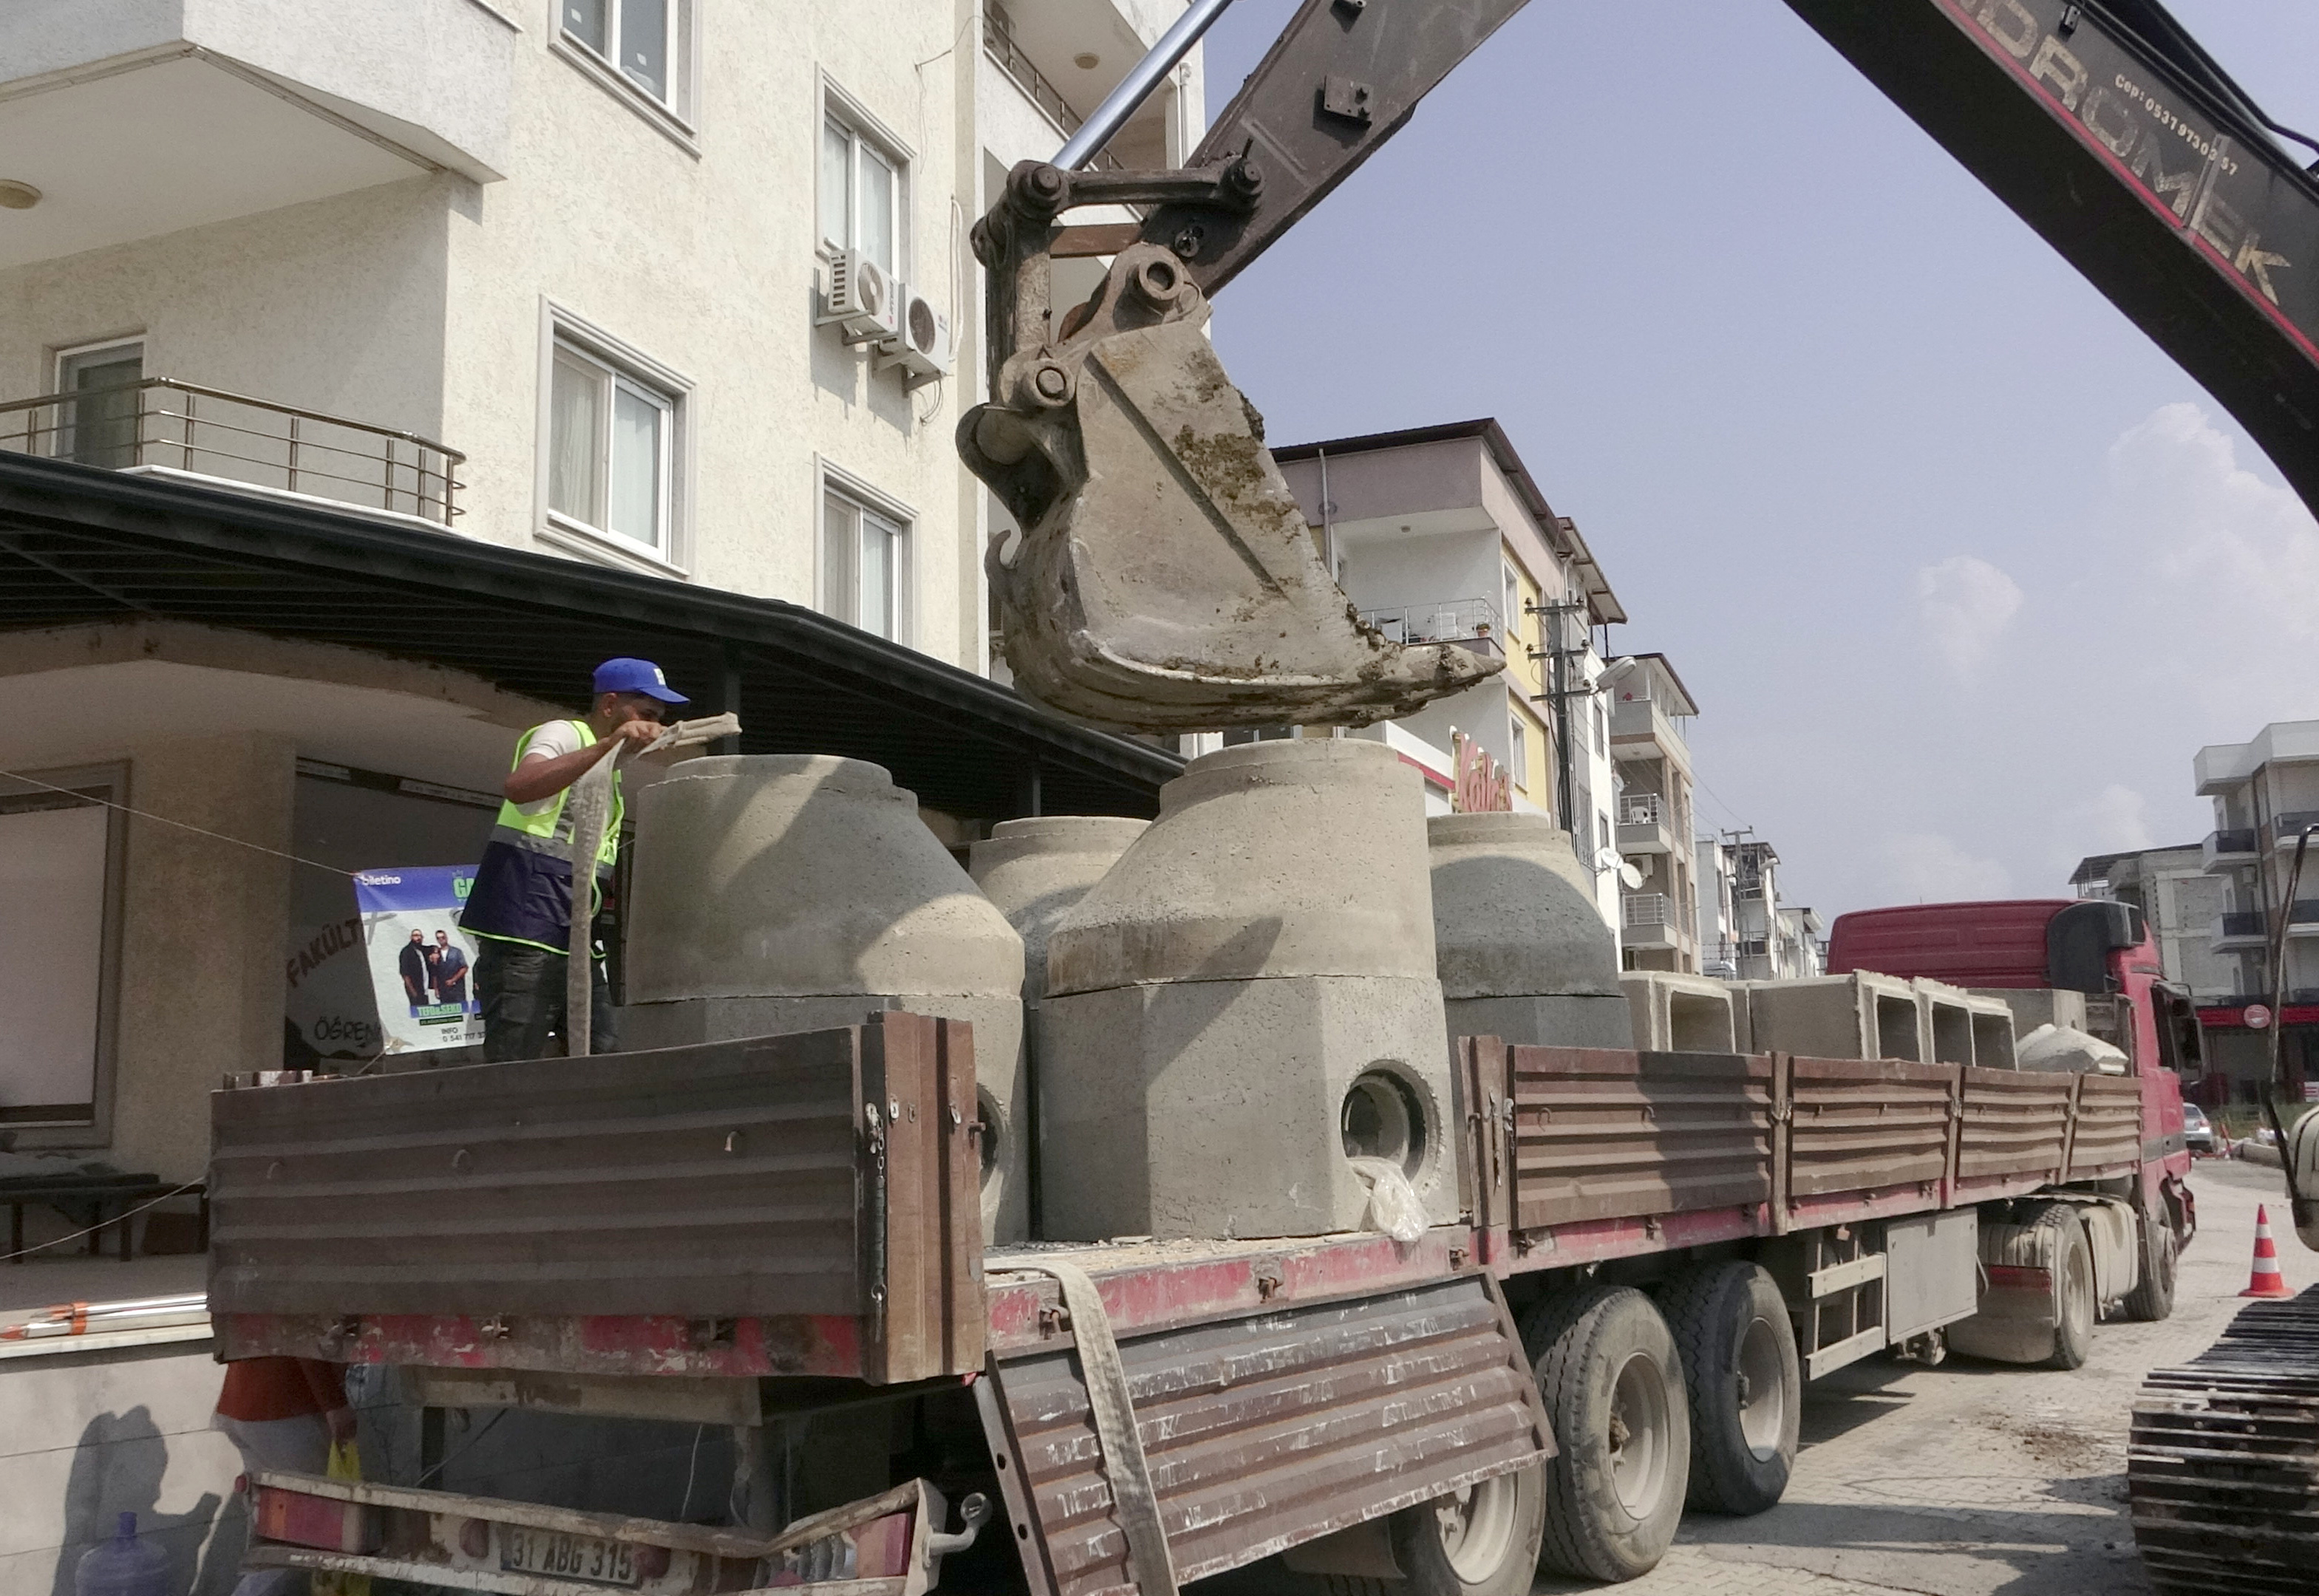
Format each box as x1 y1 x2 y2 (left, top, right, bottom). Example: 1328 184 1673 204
975 1270 1550 1596
2130 1283 2319 1592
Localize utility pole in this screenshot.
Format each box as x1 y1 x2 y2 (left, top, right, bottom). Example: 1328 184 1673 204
1528 596 1594 842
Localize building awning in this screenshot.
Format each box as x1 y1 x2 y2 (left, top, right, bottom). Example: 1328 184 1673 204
0 455 1181 819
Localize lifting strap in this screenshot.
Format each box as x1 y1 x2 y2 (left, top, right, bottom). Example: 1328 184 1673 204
1013 1260 1179 1596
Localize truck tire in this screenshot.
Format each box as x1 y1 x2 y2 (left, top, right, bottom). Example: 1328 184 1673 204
1659 1262 1799 1515
2122 1213 2178 1323
1384 1467 1546 1596
2043 1205 2095 1369
1522 1283 1689 1583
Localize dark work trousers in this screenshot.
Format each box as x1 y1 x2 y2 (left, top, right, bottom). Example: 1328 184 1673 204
474 938 618 1063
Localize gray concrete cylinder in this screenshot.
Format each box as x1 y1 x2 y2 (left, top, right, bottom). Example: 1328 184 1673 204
1428 811 1632 1051
1041 738 1454 1242
969 816 1151 1006
622 755 1029 1242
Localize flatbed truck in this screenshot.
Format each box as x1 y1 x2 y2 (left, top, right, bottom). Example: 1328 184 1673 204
208 1001 2193 1594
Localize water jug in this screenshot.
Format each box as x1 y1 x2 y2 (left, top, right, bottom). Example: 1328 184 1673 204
75 1513 170 1596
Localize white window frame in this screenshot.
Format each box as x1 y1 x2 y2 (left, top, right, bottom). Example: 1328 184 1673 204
817 78 913 282
817 460 916 646
0 762 129 1149
552 0 699 149
536 303 692 576
51 335 145 466
1502 561 1523 645
1508 715 1529 793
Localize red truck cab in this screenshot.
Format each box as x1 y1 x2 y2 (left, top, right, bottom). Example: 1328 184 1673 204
1826 898 2199 1238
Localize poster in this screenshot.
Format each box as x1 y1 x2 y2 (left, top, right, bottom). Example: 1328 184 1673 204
284 913 383 1061
353 866 484 1054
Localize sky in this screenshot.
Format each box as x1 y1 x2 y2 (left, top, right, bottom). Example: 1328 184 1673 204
1194 0 2319 924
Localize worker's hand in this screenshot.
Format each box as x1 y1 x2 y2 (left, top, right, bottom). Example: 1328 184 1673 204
325 1406 358 1446
609 717 664 751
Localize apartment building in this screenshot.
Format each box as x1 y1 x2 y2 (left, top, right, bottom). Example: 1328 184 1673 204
2187 720 2319 1100
1696 834 1823 981
1270 420 1627 926
1604 652 1701 971
0 7 1196 1584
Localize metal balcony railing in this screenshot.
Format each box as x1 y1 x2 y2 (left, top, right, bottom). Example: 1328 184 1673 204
1356 597 1502 652
1622 893 1670 929
1618 793 1664 827
2276 811 2319 840
2207 827 2260 856
982 13 1126 173
1 378 463 524
2217 910 2267 939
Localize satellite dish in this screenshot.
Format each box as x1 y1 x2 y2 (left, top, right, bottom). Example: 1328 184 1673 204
1595 849 1645 891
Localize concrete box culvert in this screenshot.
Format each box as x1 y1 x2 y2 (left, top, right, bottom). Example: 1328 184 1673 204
1037 740 1456 1241
620 754 1029 1244
1427 811 1632 1051
1745 972 1927 1064
1621 970 1738 1054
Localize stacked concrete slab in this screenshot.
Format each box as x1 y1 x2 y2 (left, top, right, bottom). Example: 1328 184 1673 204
1621 970 1738 1053
1040 738 1455 1241
621 754 1029 1242
967 815 1150 1235
1428 811 1632 1051
1745 971 1926 1062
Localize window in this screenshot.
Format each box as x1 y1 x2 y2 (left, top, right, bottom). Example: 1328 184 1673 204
820 112 902 279
823 483 910 642
1502 563 1523 644
548 338 674 556
1508 717 1528 791
562 0 682 107
0 765 126 1139
55 340 143 469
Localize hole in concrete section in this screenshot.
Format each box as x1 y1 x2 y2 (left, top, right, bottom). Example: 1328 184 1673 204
1972 1012 2015 1068
1342 1068 1428 1179
977 1088 1003 1188
1875 995 1921 1061
1930 1003 1972 1065
1667 992 1732 1053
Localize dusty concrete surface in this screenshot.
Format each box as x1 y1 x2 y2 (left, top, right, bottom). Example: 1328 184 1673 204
1430 812 1632 1051
1537 1158 2317 1596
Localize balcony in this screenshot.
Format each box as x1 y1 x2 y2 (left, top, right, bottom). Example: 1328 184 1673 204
2213 910 2268 950
2204 828 2261 872
0 0 511 270
1615 791 1676 856
1357 598 1505 659
981 11 1126 173
1621 892 1683 950
981 0 1179 171
1610 695 1692 773
2275 811 2319 845
2 379 463 526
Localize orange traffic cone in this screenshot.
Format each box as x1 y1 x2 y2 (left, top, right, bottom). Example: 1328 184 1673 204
2243 1204 2295 1298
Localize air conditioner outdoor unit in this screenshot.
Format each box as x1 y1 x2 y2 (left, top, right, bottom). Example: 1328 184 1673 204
879 282 953 382
820 250 899 343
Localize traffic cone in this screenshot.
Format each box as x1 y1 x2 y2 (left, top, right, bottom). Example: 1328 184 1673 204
2243 1204 2295 1298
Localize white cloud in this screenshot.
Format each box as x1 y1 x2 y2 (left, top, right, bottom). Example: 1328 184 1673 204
1913 554 2023 676
2063 783 2154 856
1879 833 2013 904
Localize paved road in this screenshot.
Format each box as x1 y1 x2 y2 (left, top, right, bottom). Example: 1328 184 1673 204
1535 1160 2315 1596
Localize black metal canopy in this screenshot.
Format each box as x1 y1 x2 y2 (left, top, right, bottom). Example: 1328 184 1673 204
0 454 1179 819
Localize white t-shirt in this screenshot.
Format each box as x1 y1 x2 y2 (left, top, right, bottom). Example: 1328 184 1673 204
512 720 590 819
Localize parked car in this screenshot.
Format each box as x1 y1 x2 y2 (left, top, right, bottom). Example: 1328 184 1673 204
2182 1102 2218 1156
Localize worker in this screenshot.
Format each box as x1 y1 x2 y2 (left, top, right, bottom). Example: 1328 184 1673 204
211 1357 355 1596
460 658 687 1061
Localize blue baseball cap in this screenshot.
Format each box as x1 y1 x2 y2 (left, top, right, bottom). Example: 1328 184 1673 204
592 657 689 705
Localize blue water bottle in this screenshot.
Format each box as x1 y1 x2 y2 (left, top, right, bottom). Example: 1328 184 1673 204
75 1513 171 1596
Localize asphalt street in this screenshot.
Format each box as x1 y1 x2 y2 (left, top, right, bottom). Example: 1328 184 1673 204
1536 1159 2315 1595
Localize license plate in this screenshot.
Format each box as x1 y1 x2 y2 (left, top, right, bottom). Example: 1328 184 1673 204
498 1528 642 1587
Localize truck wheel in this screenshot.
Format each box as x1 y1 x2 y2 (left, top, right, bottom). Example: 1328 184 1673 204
1659 1262 1799 1515
1522 1284 1689 1582
2043 1206 2095 1369
2122 1214 2178 1323
1383 1466 1545 1596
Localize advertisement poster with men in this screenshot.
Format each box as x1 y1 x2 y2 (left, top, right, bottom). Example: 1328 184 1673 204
348 866 484 1054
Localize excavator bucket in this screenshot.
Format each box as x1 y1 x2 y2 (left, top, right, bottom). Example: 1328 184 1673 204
961 244 1500 732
